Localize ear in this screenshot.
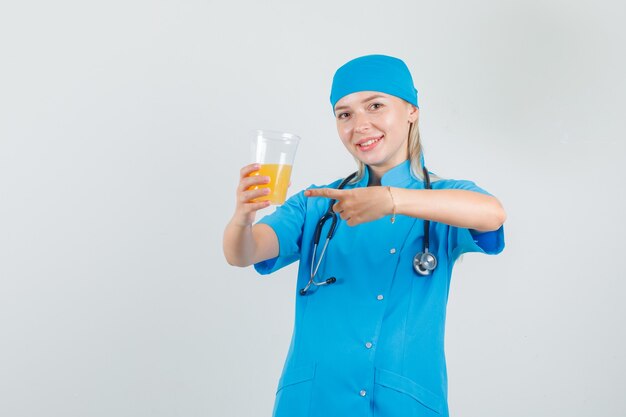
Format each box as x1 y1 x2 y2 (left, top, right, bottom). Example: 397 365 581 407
408 105 419 124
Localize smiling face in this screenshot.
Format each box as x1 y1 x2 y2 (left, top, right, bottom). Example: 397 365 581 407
334 91 419 179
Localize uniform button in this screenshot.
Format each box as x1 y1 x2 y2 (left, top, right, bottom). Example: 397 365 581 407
360 389 367 397
389 248 396 254
377 294 384 301
365 342 373 349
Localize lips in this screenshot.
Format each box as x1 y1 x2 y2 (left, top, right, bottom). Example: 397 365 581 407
356 135 384 150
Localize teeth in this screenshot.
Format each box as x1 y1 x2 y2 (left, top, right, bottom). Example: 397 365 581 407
359 137 381 147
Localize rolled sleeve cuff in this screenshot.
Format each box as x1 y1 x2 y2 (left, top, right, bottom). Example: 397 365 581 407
253 218 300 275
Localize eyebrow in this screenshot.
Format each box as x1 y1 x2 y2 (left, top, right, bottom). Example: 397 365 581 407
334 94 386 113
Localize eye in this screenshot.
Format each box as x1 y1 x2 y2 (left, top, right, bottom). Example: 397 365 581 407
337 112 350 120
370 102 383 110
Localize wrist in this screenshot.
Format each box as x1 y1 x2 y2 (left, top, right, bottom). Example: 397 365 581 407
386 186 397 224
230 215 254 228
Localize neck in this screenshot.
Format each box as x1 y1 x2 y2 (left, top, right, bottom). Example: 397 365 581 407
366 166 385 186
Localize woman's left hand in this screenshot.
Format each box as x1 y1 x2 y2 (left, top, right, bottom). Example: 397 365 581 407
304 187 393 226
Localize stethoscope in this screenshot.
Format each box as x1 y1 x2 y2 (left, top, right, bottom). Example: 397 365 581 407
299 166 437 296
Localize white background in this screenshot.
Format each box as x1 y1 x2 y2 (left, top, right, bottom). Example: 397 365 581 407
1 0 625 416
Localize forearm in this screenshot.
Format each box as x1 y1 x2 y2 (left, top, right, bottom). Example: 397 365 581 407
223 220 257 267
392 188 506 232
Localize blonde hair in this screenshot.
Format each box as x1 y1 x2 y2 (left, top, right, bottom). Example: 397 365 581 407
347 120 440 185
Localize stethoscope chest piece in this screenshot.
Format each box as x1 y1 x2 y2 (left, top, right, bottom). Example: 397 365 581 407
413 249 437 276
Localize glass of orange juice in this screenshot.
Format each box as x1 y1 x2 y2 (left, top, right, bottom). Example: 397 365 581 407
248 130 301 205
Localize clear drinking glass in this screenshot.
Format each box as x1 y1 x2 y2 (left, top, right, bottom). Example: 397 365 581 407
248 130 301 205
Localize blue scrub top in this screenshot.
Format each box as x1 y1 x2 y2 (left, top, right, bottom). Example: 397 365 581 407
254 159 505 417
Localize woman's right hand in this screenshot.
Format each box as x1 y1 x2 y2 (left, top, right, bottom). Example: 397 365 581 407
231 163 272 227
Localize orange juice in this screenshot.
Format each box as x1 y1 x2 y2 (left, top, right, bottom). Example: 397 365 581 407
248 164 293 205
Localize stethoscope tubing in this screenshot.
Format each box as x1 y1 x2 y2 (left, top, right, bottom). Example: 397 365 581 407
300 167 436 295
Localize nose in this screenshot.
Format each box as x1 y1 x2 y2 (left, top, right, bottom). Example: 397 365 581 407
353 111 371 134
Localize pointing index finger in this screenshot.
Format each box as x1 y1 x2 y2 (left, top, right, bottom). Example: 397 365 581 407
304 188 341 199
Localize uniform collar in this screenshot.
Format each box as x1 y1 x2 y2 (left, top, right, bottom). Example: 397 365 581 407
357 159 416 188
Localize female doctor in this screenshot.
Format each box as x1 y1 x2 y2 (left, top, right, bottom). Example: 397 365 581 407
223 54 506 417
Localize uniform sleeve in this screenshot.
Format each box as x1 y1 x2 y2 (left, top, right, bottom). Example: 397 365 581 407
253 189 308 275
445 180 505 262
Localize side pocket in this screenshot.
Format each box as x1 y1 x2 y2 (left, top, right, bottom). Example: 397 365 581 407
273 364 316 417
374 368 443 416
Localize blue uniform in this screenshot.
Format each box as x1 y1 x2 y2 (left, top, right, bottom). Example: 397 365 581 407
254 160 505 417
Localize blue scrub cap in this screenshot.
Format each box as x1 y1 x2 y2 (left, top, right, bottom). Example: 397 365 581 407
330 54 419 112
